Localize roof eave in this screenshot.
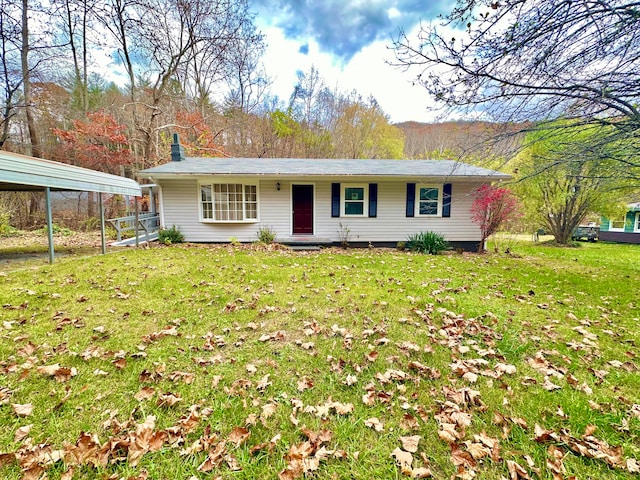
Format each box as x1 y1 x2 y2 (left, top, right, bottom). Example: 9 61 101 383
137 171 512 181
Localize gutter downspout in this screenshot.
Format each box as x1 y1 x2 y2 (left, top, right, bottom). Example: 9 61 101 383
149 177 164 228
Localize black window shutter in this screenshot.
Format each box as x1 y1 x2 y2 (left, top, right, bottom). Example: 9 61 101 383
406 183 415 217
331 183 340 217
368 183 378 217
442 183 452 218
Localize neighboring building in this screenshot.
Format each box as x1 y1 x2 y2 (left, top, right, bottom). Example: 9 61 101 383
137 137 511 251
599 203 640 244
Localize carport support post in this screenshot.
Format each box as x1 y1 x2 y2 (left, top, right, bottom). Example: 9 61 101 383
45 187 54 263
134 196 139 247
99 193 106 254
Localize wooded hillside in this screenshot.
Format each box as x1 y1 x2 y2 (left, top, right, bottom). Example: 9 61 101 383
396 121 526 164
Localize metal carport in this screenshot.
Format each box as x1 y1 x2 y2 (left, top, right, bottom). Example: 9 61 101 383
0 150 141 263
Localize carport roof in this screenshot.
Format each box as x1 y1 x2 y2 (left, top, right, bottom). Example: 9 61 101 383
0 150 141 196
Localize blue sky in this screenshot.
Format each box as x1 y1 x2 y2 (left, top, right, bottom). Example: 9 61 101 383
251 0 455 123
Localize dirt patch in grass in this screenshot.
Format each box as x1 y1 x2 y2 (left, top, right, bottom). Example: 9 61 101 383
0 231 112 267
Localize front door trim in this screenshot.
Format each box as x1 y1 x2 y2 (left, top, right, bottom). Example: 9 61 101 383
291 183 315 236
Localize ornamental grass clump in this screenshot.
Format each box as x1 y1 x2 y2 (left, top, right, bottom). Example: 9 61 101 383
255 226 277 244
158 225 185 244
406 231 449 254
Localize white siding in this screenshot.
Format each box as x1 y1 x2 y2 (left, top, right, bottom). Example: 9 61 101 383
157 177 482 243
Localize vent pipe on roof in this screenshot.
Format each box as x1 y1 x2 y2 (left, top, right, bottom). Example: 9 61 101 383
171 133 185 162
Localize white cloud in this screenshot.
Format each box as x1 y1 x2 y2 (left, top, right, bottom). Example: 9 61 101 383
261 23 441 123
89 18 443 123
387 7 402 19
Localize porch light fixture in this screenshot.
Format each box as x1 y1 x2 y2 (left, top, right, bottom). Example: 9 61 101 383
276 182 281 191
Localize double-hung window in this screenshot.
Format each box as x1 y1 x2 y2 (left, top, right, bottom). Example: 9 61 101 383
343 184 367 216
200 183 257 222
406 183 451 218
609 217 626 231
635 213 640 233
331 183 377 218
417 184 442 216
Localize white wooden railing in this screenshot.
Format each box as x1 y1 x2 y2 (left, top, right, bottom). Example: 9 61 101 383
107 213 160 243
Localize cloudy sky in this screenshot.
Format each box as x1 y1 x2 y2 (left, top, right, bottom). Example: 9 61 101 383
251 0 455 123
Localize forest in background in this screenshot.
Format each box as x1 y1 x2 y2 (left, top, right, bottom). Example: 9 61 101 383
1 0 516 230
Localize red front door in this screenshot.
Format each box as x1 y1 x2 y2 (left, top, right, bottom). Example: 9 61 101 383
292 184 314 235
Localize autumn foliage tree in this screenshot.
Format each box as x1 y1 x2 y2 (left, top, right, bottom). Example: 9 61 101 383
53 111 133 174
52 111 134 217
471 184 521 251
174 110 227 158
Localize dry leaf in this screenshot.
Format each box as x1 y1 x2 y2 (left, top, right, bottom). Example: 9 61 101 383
228 427 251 447
401 414 420 431
297 376 314 391
12 403 33 417
506 459 530 479
14 424 33 442
365 417 384 432
157 392 182 407
60 466 75 480
392 447 413 470
450 444 477 469
344 374 358 386
400 435 421 453
37 364 78 382
134 387 156 401
261 403 277 419
411 466 432 478
465 442 491 460
542 377 562 391
462 372 479 383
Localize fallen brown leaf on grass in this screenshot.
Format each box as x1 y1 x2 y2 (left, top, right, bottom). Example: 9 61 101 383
228 426 250 447
250 433 281 456
157 392 182 407
400 435 422 453
197 441 228 472
37 364 77 382
12 403 33 417
450 444 477 469
134 386 156 401
14 424 33 443
411 466 432 478
391 447 413 473
535 423 638 473
0 386 12 404
364 417 384 432
506 459 530 479
278 428 341 479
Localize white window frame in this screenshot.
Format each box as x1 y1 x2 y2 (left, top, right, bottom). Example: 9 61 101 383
416 184 443 217
609 216 626 232
198 182 259 223
634 212 640 233
342 184 368 217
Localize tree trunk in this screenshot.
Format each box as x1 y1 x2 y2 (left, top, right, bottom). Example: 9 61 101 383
87 191 95 217
21 0 40 158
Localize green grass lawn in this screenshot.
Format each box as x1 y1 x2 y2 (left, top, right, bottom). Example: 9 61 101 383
0 241 638 479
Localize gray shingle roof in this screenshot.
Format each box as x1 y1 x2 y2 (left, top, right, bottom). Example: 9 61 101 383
138 157 510 180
